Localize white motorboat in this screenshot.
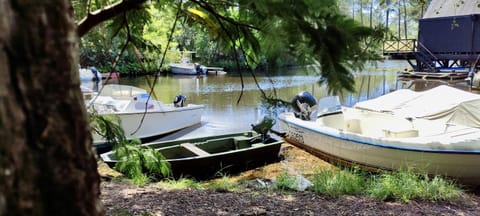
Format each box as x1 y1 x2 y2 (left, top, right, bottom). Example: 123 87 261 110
278 86 480 185
169 58 206 75
87 84 205 153
79 67 102 81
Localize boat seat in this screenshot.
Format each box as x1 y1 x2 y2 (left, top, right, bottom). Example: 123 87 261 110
234 137 252 149
344 118 362 133
382 128 419 138
180 143 210 156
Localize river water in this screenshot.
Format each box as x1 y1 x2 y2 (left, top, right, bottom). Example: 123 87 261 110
94 60 457 141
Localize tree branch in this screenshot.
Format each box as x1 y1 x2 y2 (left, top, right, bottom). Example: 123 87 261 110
77 0 147 37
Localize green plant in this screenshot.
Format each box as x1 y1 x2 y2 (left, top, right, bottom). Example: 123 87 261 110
89 112 171 186
113 141 171 186
89 114 128 148
311 168 366 196
157 178 202 190
208 175 238 192
366 170 462 202
275 172 297 191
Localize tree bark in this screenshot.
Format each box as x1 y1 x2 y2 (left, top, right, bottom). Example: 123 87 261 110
77 0 147 37
0 1 102 215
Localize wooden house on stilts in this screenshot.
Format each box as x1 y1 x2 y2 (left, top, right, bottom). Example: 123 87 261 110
384 0 480 79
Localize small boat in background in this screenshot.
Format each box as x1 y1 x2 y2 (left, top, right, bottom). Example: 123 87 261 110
279 87 480 185
87 84 205 153
169 58 207 75
79 66 102 81
100 131 283 179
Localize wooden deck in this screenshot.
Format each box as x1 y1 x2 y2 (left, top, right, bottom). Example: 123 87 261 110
397 70 469 80
205 67 227 75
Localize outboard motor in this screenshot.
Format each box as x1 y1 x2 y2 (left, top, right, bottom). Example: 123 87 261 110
251 116 275 142
291 91 317 120
195 63 207 74
173 94 187 107
195 63 201 73
90 67 101 81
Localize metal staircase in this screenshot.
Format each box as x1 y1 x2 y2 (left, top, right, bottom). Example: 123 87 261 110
414 42 438 72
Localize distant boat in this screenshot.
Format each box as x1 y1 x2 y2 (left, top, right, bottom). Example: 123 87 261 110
169 58 207 75
100 131 283 179
278 87 480 185
87 84 205 153
79 67 102 81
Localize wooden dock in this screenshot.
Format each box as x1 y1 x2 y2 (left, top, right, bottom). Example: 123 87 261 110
397 70 468 80
205 67 227 75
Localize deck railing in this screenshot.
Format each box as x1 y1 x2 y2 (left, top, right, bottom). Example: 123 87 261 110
383 39 417 54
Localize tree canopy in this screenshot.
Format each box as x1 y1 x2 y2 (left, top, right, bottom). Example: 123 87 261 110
74 0 386 94
1 0 409 215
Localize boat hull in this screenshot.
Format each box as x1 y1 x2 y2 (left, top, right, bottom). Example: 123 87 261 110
278 112 480 185
169 63 197 75
101 131 283 179
94 104 204 153
165 140 281 178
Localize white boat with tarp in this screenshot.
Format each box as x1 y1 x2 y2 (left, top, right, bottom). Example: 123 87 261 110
278 86 480 185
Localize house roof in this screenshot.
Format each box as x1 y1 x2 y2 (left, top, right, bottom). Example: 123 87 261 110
424 0 480 18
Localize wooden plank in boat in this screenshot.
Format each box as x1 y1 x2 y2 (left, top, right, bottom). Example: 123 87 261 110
180 143 210 156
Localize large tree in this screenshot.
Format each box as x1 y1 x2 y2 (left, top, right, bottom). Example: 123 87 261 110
0 0 100 215
0 0 384 215
0 0 148 215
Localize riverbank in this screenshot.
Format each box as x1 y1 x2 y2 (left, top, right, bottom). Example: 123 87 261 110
100 180 480 215
98 143 480 215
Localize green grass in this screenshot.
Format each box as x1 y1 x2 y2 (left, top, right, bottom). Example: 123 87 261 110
275 172 297 191
311 168 366 196
308 167 463 201
366 171 462 201
206 175 238 192
111 164 464 202
156 178 203 190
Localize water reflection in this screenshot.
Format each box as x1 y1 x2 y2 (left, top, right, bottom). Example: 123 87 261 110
112 60 426 140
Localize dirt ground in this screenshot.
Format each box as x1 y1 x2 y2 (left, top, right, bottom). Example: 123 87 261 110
99 143 480 216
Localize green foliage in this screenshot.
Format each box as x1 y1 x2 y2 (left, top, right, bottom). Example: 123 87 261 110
366 170 462 201
89 111 171 186
275 172 297 191
113 141 171 186
89 113 128 149
311 168 367 196
156 178 203 190
76 0 386 94
207 175 238 192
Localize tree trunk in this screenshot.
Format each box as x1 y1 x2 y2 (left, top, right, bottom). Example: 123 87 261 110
0 1 102 215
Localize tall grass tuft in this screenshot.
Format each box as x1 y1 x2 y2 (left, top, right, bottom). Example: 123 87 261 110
366 170 462 201
207 175 238 192
311 168 366 196
275 172 297 191
157 178 202 190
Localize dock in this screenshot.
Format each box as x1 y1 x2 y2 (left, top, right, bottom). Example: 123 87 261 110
397 70 469 80
205 67 227 75
382 0 480 79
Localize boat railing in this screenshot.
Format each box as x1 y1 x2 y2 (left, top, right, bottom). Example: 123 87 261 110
383 39 416 54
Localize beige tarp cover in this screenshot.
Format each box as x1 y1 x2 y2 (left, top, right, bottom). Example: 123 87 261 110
354 85 480 127
99 84 147 97
424 0 480 18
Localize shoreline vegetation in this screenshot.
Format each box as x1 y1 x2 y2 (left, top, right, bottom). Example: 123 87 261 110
99 142 480 215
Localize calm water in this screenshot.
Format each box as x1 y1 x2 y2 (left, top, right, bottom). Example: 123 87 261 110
94 60 436 141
